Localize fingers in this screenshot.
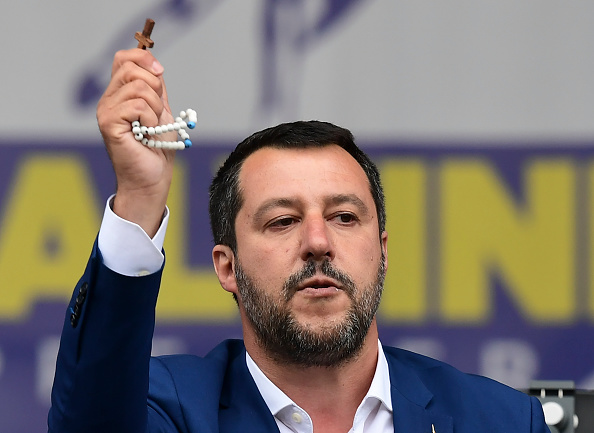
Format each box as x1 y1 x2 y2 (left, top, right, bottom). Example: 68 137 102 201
111 48 164 80
101 79 163 126
159 74 171 113
101 49 168 125
106 50 164 99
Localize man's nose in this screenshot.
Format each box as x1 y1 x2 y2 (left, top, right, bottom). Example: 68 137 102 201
300 215 334 262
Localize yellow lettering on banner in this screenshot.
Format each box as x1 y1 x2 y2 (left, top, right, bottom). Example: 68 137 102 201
379 160 427 322
157 161 238 322
440 160 575 323
0 156 100 319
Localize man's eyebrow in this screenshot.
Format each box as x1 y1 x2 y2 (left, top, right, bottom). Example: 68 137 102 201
326 194 370 216
252 194 370 222
253 198 299 222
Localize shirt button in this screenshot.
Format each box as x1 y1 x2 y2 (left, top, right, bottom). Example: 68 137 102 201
291 412 303 424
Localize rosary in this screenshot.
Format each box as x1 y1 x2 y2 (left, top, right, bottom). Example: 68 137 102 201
131 19 196 150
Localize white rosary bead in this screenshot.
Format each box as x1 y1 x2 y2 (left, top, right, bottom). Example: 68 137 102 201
131 109 196 150
186 109 197 129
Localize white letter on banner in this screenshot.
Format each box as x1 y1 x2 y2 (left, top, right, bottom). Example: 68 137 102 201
480 339 539 389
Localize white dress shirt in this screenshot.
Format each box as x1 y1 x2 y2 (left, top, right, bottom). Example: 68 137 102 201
98 198 395 432
246 341 394 433
97 196 168 276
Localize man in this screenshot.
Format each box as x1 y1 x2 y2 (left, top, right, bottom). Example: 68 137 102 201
48 49 550 433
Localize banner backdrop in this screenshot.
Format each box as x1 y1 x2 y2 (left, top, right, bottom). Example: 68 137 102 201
3 1 594 432
2 142 594 431
4 1 594 141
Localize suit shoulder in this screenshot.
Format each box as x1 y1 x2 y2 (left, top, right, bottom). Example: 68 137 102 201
148 339 245 388
382 345 540 419
384 345 525 393
146 340 247 431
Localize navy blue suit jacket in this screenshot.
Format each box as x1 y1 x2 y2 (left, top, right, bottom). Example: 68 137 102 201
48 242 549 433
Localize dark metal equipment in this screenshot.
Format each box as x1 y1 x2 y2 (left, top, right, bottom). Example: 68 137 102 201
525 381 594 433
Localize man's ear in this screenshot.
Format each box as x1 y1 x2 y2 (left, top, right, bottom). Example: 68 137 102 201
381 230 388 273
212 245 238 295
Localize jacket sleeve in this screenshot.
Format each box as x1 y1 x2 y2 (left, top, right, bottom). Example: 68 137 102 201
530 396 551 433
48 239 163 433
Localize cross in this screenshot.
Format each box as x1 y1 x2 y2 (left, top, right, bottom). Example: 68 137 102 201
135 18 155 50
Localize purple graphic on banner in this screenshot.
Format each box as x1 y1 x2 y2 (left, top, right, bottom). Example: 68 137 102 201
75 0 369 122
259 0 366 122
1 139 594 431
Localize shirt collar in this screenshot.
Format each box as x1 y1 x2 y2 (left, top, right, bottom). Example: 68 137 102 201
246 351 297 416
245 339 393 416
366 339 393 412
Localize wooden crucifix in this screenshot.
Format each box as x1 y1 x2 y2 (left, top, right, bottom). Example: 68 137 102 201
135 18 155 49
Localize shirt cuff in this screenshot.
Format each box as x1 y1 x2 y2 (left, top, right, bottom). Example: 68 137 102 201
97 195 169 277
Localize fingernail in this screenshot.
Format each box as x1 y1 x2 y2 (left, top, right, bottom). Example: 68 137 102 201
152 60 164 75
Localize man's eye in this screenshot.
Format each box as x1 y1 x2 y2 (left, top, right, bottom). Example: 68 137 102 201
336 213 356 224
270 217 296 228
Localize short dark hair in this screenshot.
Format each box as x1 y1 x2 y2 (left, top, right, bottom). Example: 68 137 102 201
208 120 385 252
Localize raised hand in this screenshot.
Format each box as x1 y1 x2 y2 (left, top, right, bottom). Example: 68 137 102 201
97 48 177 237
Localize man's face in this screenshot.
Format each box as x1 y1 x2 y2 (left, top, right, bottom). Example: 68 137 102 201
230 145 388 365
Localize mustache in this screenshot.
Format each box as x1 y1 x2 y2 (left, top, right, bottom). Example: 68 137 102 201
282 259 356 301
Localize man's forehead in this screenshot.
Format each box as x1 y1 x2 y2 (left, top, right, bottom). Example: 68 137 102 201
237 145 374 206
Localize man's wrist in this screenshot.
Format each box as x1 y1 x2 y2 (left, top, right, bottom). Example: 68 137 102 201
97 195 168 276
112 189 169 238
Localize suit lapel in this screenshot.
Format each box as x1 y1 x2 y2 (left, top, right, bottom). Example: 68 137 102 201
217 343 280 433
428 414 454 433
215 341 455 433
385 350 453 433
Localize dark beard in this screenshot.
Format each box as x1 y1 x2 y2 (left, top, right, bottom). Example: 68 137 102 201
235 256 385 368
